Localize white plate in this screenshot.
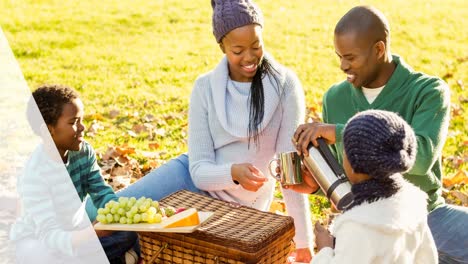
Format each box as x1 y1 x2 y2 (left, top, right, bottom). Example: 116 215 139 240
94 211 214 233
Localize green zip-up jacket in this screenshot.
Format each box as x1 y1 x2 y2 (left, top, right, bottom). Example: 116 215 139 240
323 55 450 211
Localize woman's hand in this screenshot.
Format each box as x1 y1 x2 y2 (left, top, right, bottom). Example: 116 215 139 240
293 122 336 156
282 165 320 194
314 222 334 251
231 163 268 192
289 247 313 263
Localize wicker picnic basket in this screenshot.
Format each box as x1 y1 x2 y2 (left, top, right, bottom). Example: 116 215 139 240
138 190 295 264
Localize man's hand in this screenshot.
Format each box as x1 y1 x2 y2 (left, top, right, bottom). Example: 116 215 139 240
293 122 337 156
231 163 268 192
314 222 334 251
282 165 320 194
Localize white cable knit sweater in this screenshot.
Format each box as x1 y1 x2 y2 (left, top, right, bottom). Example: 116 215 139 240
188 54 313 248
312 179 437 264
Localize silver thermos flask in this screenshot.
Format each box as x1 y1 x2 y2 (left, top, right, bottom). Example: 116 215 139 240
302 138 354 211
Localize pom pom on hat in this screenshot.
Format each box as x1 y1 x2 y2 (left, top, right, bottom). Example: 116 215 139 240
343 110 417 179
211 0 264 43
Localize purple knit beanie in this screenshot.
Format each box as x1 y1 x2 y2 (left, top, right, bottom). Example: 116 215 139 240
343 110 417 179
211 0 264 43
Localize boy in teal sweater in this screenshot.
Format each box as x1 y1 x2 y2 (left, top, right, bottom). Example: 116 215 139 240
290 6 468 263
10 85 138 263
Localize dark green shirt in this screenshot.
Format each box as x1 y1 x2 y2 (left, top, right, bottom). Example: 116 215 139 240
323 55 450 211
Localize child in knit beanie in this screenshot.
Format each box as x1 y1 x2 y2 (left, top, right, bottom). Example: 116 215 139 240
311 110 437 264
343 109 417 205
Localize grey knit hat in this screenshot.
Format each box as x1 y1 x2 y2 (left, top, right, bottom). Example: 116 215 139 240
343 110 417 179
211 0 264 43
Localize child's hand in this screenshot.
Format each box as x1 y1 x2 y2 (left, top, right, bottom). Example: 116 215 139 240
289 247 313 263
314 222 334 251
231 163 268 192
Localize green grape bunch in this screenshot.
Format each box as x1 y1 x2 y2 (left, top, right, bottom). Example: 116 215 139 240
96 196 166 225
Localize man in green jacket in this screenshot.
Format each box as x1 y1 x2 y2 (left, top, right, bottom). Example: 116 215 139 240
290 6 468 263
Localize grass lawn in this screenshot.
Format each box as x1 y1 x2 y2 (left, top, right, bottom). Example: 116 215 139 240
1 0 467 216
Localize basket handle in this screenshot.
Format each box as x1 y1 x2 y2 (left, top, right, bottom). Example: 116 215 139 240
147 242 168 264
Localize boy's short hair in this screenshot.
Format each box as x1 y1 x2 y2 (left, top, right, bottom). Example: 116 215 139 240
343 110 417 179
27 84 79 135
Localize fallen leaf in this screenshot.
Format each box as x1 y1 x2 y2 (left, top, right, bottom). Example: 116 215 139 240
115 146 136 156
147 159 160 168
109 109 120 119
163 113 184 121
142 160 161 173
86 113 106 121
100 159 117 171
442 72 453 80
132 124 146 134
306 101 323 122
451 104 463 117
449 190 468 206
144 114 155 122
269 200 286 213
456 56 468 63
113 155 131 166
110 165 132 177
148 142 160 150
102 147 120 160
443 170 468 188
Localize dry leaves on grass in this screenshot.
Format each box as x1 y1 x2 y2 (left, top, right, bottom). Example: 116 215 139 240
442 170 468 206
443 170 468 187
306 100 323 123
97 144 166 192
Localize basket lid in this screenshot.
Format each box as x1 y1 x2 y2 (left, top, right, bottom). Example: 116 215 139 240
159 190 295 253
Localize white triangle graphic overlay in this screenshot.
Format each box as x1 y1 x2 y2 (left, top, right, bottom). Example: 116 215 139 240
0 28 109 263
